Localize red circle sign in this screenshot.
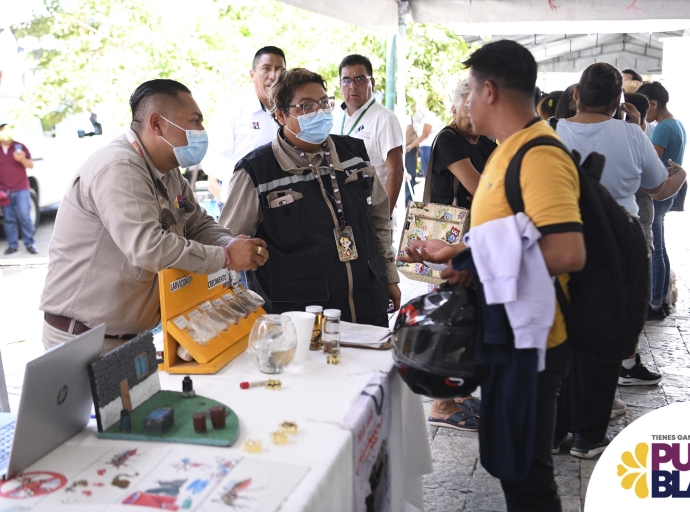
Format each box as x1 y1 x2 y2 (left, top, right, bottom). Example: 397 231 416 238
0 471 67 499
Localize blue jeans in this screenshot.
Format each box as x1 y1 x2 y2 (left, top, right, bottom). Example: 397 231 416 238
651 197 674 306
420 146 431 178
1 189 34 249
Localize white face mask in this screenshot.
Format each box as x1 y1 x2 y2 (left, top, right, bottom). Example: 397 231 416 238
159 116 208 168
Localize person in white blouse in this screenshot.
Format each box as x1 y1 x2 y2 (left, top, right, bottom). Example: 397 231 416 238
407 105 443 178
203 46 286 205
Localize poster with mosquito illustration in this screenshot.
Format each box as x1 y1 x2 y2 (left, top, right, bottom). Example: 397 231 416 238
37 445 172 508
0 446 307 511
197 458 309 512
119 450 242 511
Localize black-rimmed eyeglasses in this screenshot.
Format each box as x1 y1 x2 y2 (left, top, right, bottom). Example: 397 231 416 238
340 76 371 88
288 97 335 116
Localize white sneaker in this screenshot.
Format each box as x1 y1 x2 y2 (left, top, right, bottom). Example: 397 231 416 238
610 397 627 419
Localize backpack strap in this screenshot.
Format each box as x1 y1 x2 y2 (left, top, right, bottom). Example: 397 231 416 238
422 126 458 204
504 136 573 214
504 135 576 314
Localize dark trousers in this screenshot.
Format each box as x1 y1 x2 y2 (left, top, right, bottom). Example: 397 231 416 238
501 342 572 512
404 148 418 205
420 146 431 178
554 350 621 444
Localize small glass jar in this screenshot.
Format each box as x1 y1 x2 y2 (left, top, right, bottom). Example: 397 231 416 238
322 309 341 355
248 314 297 374
306 305 323 350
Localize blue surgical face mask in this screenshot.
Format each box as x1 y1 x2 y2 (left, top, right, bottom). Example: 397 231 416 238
286 110 333 144
160 116 208 168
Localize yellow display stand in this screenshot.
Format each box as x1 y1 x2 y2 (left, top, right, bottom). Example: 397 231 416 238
158 268 264 374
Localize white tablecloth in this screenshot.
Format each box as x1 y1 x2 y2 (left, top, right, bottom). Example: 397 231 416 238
0 347 432 511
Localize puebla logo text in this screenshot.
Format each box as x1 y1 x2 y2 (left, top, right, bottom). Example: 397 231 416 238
618 438 690 499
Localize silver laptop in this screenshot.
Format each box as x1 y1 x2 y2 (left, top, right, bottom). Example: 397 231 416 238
0 323 105 479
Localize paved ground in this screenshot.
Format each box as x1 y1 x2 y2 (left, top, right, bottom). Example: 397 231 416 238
0 210 57 270
420 211 690 512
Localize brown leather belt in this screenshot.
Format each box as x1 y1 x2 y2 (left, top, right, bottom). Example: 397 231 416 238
44 313 137 340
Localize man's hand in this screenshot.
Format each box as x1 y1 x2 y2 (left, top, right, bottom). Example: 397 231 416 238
12 149 32 169
397 239 464 265
388 283 401 311
405 144 413 154
667 159 684 176
225 235 268 271
440 266 474 287
621 102 641 126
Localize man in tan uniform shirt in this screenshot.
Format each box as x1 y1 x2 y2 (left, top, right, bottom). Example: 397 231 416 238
40 79 268 351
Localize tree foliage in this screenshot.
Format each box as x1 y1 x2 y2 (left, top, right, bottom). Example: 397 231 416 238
406 24 476 118
12 0 473 128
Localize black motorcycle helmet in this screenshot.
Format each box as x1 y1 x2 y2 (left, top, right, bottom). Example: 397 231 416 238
392 284 486 399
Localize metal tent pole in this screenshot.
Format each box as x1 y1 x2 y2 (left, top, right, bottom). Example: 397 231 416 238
385 33 397 110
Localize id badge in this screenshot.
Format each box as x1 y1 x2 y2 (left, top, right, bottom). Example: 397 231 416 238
334 226 358 262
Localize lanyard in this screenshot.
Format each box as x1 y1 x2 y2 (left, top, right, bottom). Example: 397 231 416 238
288 134 347 228
340 98 375 136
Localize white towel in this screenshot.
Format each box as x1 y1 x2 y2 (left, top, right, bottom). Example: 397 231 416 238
463 213 556 371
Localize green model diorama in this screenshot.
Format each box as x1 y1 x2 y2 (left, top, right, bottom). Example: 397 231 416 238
88 332 239 446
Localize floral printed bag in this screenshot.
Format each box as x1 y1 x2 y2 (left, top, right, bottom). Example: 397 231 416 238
396 202 470 284
396 126 470 284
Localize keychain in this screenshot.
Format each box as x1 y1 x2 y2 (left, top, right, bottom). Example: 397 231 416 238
333 226 358 262
291 137 359 263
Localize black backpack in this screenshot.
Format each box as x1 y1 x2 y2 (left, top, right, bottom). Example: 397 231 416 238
505 136 649 362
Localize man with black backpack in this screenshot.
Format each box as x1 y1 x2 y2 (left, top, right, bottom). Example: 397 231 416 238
400 40 585 511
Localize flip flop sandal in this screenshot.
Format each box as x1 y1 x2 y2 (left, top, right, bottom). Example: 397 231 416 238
428 409 480 432
455 396 481 415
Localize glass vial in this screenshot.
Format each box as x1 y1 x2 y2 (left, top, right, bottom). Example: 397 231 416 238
322 309 341 355
306 305 323 350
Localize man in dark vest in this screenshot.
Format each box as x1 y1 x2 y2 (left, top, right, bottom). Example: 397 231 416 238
220 68 400 326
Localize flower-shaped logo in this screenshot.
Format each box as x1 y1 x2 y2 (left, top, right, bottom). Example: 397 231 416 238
617 442 649 498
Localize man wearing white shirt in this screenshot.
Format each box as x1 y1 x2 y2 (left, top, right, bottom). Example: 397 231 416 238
203 46 286 204
332 54 404 216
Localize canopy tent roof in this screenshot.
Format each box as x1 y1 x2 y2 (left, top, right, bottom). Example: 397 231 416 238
465 31 685 73
279 0 690 31
411 0 690 29
279 0 690 73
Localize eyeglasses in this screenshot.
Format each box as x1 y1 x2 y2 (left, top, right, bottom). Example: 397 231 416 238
340 76 371 88
288 97 335 117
